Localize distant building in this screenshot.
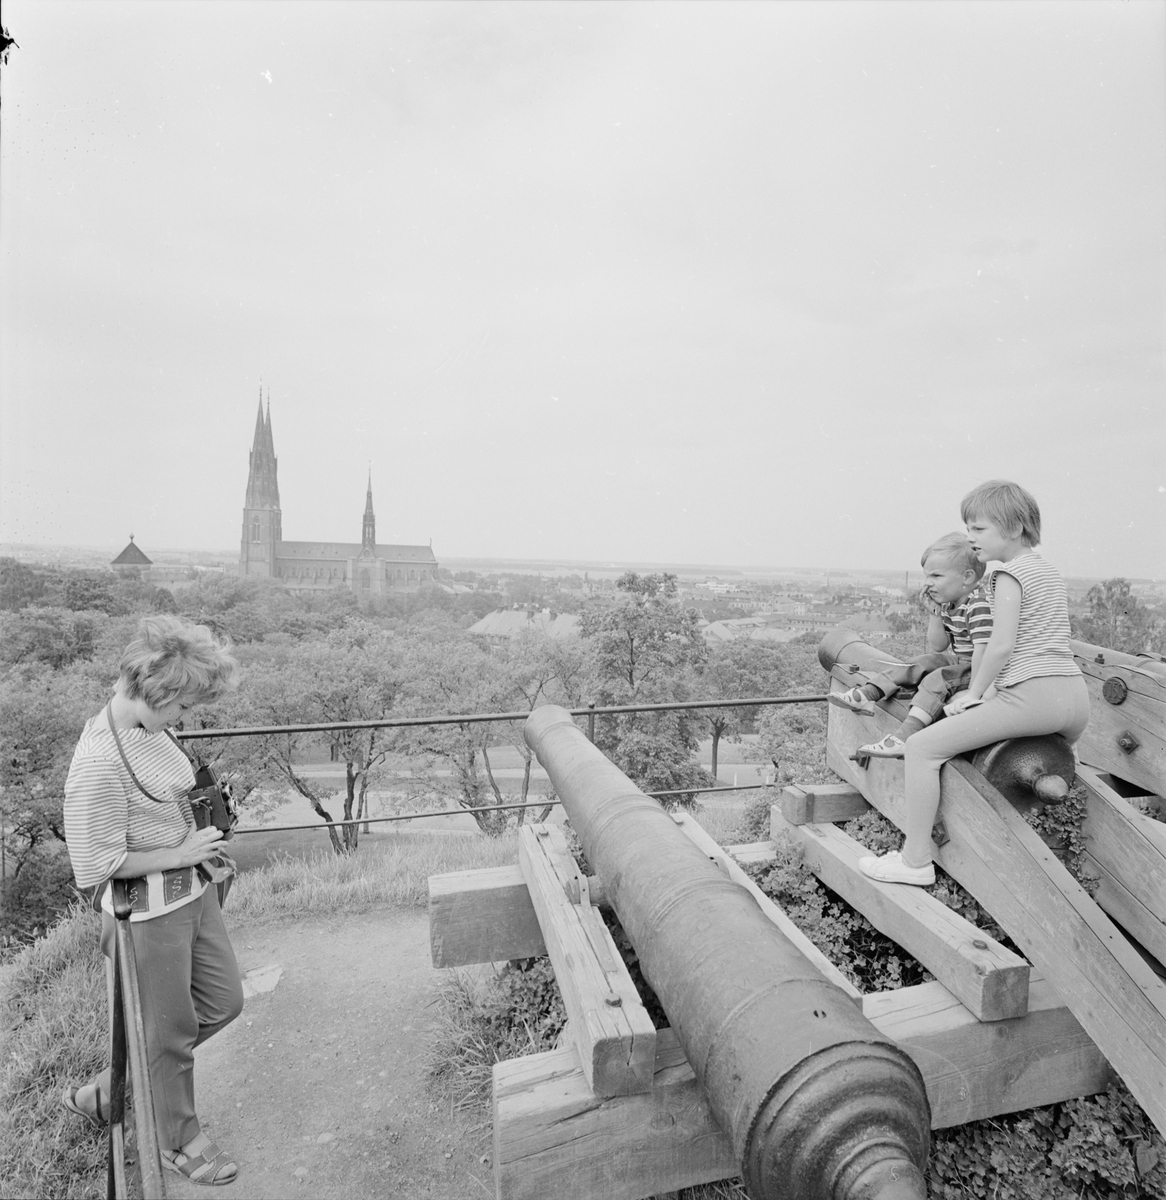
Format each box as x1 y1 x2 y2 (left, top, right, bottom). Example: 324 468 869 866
111 535 152 579
239 396 438 597
468 609 580 647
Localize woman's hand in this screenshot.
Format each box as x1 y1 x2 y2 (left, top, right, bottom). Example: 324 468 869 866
113 826 225 879
174 826 226 867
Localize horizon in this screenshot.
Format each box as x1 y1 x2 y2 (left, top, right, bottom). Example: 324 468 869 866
2 539 1156 588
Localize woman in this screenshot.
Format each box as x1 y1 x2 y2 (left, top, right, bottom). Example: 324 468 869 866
62 615 243 1186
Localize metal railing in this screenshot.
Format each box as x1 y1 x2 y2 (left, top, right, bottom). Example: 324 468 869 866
173 693 827 834
108 879 166 1199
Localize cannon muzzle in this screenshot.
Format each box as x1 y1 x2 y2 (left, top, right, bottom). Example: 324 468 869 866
525 705 930 1200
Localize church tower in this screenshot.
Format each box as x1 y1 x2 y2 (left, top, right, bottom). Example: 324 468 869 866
239 391 282 578
362 473 376 552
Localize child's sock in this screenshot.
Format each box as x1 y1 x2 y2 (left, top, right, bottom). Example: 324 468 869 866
860 683 884 701
894 707 933 741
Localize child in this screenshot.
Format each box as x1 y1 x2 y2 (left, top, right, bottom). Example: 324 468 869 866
858 480 1090 886
829 532 993 756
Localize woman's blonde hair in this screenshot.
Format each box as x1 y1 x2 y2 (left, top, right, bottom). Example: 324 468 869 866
959 480 1041 547
119 615 239 710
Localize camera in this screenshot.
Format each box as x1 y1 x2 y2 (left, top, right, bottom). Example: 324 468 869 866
186 762 238 839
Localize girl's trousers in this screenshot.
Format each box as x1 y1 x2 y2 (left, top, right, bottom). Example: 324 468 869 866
900 674 1091 866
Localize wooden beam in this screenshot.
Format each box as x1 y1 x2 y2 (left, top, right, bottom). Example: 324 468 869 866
670 813 862 1003
429 864 545 968
826 702 1166 1136
1072 639 1166 797
1077 764 1166 969
493 978 1111 1200
770 807 1030 1021
780 781 872 825
518 825 656 1098
493 1027 737 1200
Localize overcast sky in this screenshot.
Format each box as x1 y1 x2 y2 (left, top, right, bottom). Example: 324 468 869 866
1 1 1163 578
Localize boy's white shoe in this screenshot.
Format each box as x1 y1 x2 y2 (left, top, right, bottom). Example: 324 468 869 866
857 851 935 887
828 686 877 715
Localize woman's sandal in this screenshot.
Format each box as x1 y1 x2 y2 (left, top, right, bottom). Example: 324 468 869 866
61 1084 107 1129
162 1142 238 1186
858 733 906 759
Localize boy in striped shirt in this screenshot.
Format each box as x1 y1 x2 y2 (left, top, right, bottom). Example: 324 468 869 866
830 532 993 757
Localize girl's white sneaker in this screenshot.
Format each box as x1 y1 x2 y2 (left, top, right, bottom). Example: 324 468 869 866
858 851 935 886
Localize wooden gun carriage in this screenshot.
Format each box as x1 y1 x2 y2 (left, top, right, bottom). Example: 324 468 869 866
428 636 1166 1199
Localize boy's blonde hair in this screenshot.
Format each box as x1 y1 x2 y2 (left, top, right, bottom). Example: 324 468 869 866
960 480 1041 547
119 615 239 710
921 532 985 580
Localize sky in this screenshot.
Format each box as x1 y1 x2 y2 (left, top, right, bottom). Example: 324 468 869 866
1 1 1163 578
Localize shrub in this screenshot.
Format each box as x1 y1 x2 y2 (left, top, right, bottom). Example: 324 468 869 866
427 958 566 1112
929 1082 1165 1199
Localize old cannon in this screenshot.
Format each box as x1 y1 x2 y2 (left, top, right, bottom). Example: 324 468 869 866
818 629 1075 816
525 705 931 1200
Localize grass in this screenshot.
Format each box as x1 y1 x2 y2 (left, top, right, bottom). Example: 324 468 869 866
0 904 108 1200
226 827 520 921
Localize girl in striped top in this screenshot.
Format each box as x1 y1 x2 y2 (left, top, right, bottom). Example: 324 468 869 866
859 480 1090 886
61 616 244 1185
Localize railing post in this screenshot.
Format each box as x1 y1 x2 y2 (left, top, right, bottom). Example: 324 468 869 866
107 905 128 1200
110 880 168 1199
587 702 596 744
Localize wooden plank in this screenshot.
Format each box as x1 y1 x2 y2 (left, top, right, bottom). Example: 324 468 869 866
671 813 862 1003
493 978 1111 1200
770 807 1030 1021
518 825 656 1098
780 781 872 825
826 702 1166 1136
428 864 545 968
1076 764 1166 968
493 1027 737 1200
1072 640 1166 797
865 974 1113 1128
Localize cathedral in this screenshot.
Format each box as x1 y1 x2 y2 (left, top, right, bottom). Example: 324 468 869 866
239 397 438 596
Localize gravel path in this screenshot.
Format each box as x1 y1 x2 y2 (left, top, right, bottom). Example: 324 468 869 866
162 909 493 1200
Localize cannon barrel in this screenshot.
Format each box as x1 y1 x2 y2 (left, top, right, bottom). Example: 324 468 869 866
818 630 1074 813
525 705 930 1200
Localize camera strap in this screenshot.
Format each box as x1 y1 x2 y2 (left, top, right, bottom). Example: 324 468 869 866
103 700 191 804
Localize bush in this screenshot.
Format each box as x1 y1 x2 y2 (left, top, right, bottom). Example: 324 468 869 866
428 958 566 1112
929 1083 1165 1199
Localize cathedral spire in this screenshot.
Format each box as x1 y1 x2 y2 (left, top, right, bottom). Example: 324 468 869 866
362 471 376 552
244 391 280 510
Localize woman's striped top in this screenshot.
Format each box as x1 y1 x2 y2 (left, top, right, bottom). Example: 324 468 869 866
63 709 206 921
988 552 1080 689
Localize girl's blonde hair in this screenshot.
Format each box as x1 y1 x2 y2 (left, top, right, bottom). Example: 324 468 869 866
959 480 1041 547
118 615 239 710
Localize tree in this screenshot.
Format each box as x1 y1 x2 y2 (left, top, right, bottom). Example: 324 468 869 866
697 639 791 781
1073 578 1165 655
0 665 107 938
0 607 110 669
207 621 402 853
580 573 711 803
